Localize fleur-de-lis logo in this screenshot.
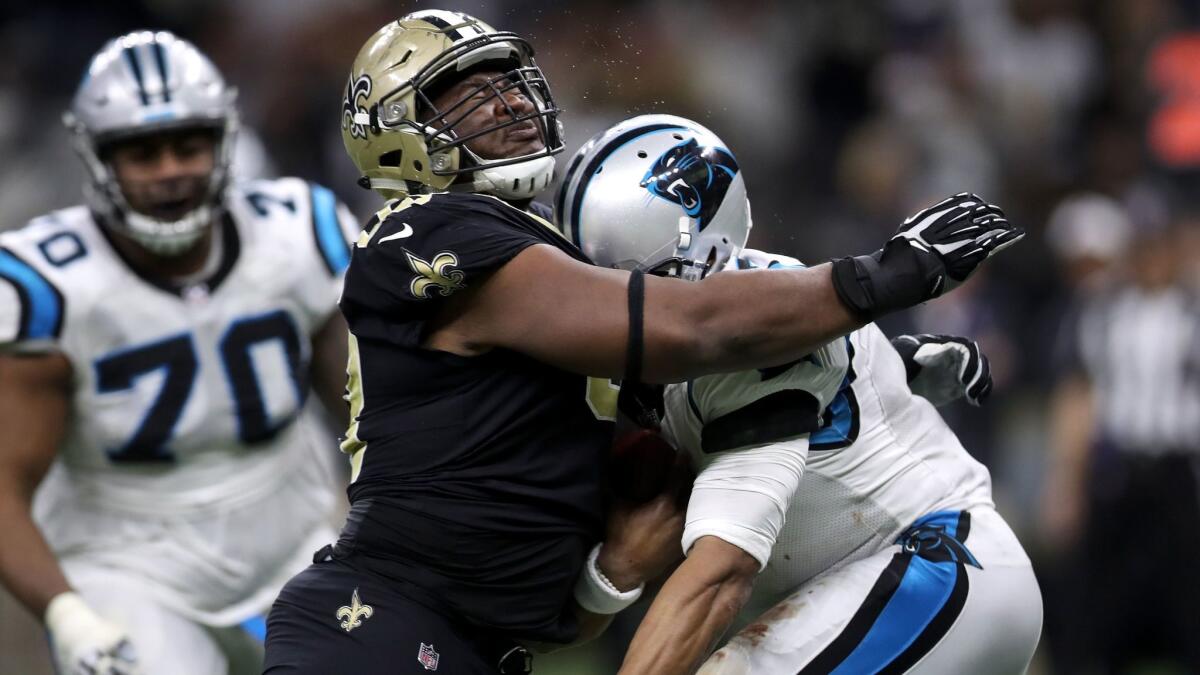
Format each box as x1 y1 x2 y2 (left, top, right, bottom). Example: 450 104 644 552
342 74 373 139
336 588 374 633
405 250 466 299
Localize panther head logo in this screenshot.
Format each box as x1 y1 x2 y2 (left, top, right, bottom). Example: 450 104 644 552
342 74 373 139
640 137 739 230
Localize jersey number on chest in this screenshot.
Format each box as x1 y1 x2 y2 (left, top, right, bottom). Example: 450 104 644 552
94 310 307 462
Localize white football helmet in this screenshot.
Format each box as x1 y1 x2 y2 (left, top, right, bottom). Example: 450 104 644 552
557 114 751 281
63 30 238 255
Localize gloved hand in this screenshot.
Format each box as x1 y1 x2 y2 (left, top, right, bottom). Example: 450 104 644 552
45 591 140 675
831 193 1023 320
891 333 993 407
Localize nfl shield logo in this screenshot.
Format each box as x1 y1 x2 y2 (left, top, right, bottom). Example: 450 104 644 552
418 642 440 671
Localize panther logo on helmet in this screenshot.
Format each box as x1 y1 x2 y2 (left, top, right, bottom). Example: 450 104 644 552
557 114 751 282
342 74 373 140
640 138 738 231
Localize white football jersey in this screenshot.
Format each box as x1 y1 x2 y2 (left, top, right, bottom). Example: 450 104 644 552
661 249 994 619
0 177 357 624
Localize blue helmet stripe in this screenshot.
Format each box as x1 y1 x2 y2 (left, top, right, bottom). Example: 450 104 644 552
310 184 350 276
122 46 150 106
0 247 64 341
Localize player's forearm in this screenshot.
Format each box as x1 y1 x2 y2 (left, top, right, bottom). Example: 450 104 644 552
619 541 757 675
619 570 751 675
0 492 71 618
642 263 861 382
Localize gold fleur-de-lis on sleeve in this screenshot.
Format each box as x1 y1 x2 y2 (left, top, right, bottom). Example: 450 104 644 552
405 250 466 299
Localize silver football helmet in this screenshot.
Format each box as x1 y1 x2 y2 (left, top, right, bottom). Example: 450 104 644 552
557 114 751 281
63 30 238 255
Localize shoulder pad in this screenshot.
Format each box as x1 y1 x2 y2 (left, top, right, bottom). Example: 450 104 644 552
684 339 849 454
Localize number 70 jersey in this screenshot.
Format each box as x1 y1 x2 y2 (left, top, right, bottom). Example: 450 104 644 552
0 177 358 510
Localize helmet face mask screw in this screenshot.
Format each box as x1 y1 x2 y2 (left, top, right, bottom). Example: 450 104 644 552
383 102 407 125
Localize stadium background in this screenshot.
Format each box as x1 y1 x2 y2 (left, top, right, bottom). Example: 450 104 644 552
3 1 1198 673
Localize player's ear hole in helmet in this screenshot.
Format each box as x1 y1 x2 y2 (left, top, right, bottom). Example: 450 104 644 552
342 10 564 202
557 114 752 282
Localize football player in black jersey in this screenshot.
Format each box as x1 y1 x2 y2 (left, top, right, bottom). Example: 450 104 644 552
263 10 1024 675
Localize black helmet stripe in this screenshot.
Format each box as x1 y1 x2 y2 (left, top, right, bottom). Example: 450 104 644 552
152 39 171 103
416 12 466 41
122 46 150 106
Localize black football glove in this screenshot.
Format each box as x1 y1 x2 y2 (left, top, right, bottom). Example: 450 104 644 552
831 193 1023 320
891 333 993 407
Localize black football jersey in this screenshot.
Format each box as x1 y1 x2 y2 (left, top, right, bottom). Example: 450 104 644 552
336 192 616 643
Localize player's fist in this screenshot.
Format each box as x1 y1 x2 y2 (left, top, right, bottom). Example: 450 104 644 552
832 193 1023 319
600 431 694 591
45 592 141 675
607 429 685 504
891 333 992 407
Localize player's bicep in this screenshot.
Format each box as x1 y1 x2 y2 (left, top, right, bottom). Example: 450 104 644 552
683 436 811 569
432 244 635 377
310 310 350 424
0 353 72 497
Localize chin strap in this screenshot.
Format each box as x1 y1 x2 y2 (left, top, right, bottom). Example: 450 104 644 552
120 205 213 256
451 155 556 200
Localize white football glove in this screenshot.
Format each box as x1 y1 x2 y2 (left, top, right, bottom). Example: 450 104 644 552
891 334 992 407
45 592 141 675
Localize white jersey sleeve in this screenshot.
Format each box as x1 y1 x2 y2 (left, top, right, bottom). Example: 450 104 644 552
0 278 18 344
681 436 813 568
0 221 70 353
2 179 357 623
662 262 849 566
229 177 359 332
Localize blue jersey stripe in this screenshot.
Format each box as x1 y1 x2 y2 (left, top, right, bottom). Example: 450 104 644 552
310 184 350 275
829 557 960 674
239 614 268 643
0 247 63 341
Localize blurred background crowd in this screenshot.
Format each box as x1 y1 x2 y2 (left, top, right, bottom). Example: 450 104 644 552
4 0 1200 673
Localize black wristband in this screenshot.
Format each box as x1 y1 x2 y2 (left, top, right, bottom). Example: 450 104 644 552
625 269 645 384
830 256 878 322
831 239 942 321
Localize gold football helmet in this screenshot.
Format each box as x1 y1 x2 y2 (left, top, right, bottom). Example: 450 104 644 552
342 10 563 201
